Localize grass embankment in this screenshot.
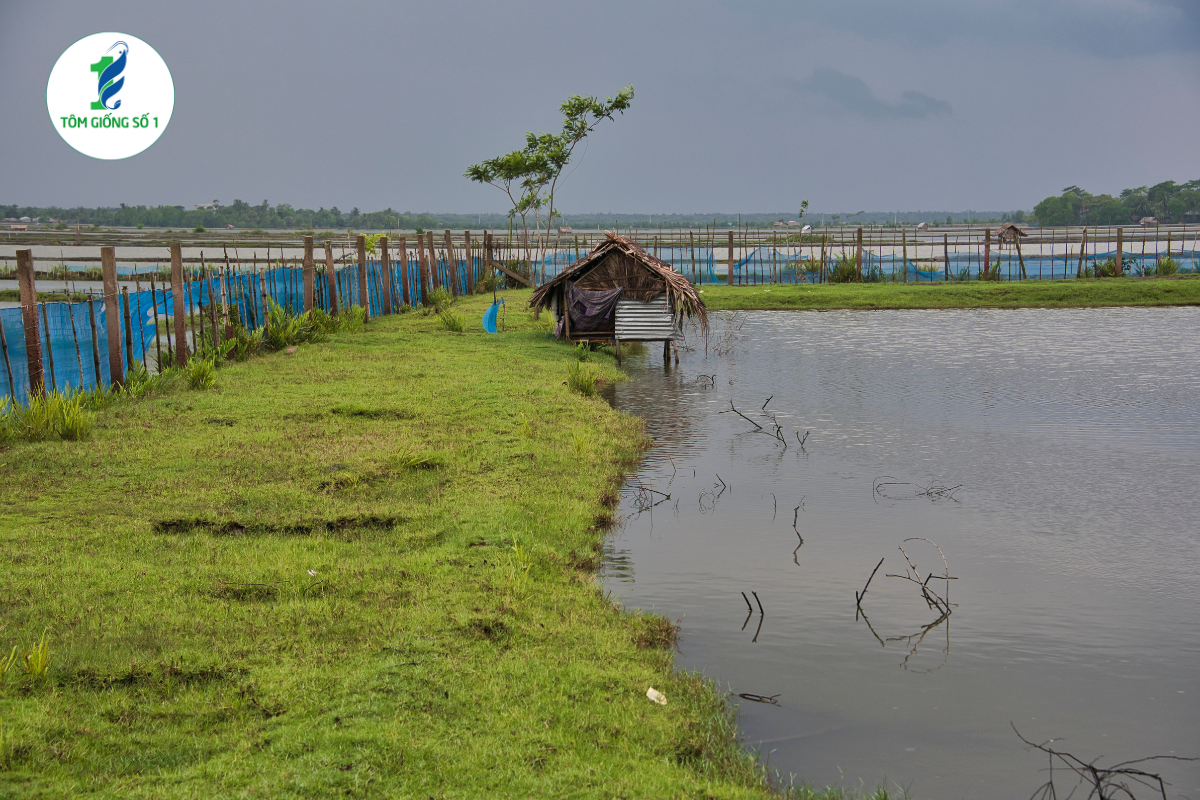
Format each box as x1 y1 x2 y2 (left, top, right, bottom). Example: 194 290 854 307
0 292 780 798
698 275 1200 310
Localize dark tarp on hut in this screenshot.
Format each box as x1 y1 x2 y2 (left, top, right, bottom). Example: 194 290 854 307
529 232 708 343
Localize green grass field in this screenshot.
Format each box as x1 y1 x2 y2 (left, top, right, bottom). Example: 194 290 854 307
0 293 799 799
696 275 1200 311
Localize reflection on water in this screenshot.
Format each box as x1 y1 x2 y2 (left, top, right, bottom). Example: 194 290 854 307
601 308 1200 800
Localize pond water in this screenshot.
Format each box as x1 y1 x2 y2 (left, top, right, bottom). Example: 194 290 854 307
599 307 1200 799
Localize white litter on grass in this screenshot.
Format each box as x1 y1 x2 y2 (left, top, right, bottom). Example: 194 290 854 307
646 687 667 705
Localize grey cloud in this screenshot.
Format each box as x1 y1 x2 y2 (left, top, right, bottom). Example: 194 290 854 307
796 70 952 119
742 0 1200 57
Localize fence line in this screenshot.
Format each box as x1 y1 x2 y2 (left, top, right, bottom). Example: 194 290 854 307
5 224 1198 402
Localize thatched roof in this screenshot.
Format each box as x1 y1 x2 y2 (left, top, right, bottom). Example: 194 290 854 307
530 232 708 330
995 223 1028 242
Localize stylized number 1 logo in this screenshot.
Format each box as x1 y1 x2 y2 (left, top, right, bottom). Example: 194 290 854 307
89 41 127 111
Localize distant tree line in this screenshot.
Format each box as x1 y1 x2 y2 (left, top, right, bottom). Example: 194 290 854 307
0 200 453 231
1032 180 1200 226
0 201 1029 231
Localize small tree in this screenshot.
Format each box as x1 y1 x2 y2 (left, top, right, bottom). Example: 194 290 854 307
466 86 634 281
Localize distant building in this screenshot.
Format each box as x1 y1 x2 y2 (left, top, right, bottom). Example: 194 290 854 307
916 222 930 230
786 220 801 227
558 226 573 234
10 224 27 231
226 224 235 229
773 221 785 228
801 224 813 234
1139 216 1159 227
19 216 31 222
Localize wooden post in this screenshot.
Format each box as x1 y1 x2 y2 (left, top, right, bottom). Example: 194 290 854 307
121 288 134 373
356 234 369 317
303 235 315 311
982 228 992 280
1077 228 1087 278
86 296 102 386
100 246 123 386
901 228 908 283
444 230 458 298
726 230 734 285
16 250 44 395
464 230 474 295
689 231 696 285
1116 226 1124 277
380 236 393 314
943 234 950 281
39 302 57 393
324 240 339 315
170 242 187 365
221 249 234 338
819 235 827 283
398 236 411 307
856 227 863 281
1016 234 1027 279
426 231 439 291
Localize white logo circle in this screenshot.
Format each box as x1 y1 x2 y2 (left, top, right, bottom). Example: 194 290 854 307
46 32 174 160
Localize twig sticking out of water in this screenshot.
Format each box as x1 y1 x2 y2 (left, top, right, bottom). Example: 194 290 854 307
719 400 762 429
762 395 773 410
738 693 781 706
739 590 766 641
917 481 962 502
855 558 885 611
792 504 804 543
772 493 777 522
887 538 956 615
796 430 810 447
1012 724 1197 800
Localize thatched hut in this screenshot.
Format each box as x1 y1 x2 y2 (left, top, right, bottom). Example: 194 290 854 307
529 232 708 348
995 223 1028 244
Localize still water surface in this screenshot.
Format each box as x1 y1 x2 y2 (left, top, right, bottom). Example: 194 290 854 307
600 307 1199 799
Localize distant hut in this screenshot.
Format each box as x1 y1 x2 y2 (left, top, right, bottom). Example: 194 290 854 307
1139 216 1159 227
800 224 813 234
529 232 708 351
916 222 930 230
995 223 1029 245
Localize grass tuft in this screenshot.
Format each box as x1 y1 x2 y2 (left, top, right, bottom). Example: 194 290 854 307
566 360 599 396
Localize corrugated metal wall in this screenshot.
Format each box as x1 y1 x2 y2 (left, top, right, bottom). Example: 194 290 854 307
615 297 677 341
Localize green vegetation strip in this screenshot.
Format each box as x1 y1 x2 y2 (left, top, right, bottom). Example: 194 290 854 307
0 293 788 798
697 275 1200 311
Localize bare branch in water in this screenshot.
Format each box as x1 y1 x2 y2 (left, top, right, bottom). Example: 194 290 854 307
1013 724 1197 800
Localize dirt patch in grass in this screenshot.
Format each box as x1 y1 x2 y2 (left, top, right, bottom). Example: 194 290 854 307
152 514 403 536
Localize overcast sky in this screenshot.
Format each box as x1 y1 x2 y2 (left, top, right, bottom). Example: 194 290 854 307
2 0 1198 214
